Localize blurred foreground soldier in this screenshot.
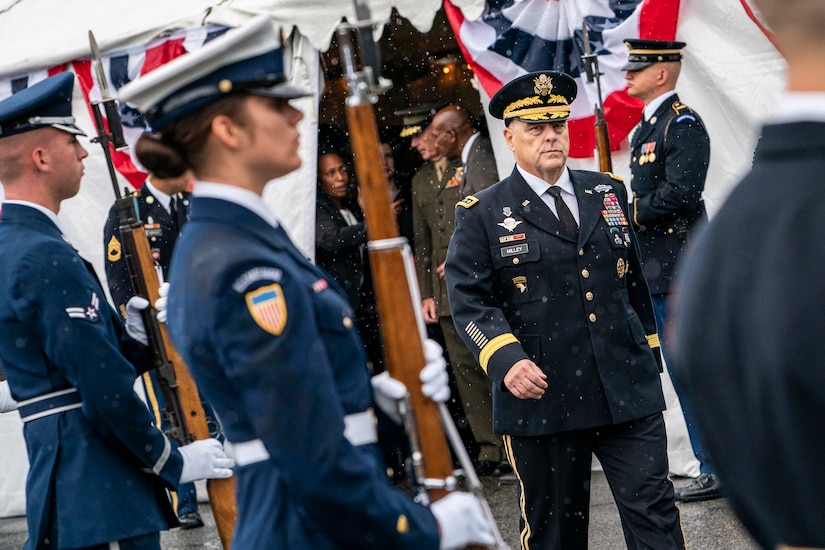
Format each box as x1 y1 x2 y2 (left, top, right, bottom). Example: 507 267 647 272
445 70 684 550
103 137 206 530
119 16 493 550
671 0 825 546
622 38 718 502
0 73 232 550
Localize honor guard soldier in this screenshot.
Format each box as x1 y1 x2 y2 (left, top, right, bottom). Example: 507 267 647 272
103 146 209 529
622 39 720 502
119 16 493 550
445 70 685 550
671 0 825 546
0 72 232 550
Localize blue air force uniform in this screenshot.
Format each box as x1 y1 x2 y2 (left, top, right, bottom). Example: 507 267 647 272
166 193 439 549
0 204 182 548
629 93 709 295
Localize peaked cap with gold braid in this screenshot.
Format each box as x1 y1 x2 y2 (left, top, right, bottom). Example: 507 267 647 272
488 70 577 123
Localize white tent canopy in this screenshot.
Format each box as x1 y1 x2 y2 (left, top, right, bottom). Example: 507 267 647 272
0 0 443 77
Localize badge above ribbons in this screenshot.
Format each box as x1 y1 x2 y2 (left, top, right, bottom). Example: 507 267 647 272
246 284 288 335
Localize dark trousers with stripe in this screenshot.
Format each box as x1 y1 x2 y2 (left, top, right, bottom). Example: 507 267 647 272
504 413 685 550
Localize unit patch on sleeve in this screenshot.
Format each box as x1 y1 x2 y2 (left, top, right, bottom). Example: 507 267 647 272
245 284 288 335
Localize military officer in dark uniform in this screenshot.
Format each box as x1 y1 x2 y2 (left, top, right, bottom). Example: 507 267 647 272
622 39 719 502
102 139 207 529
0 72 232 550
445 70 684 550
119 16 493 550
670 0 825 546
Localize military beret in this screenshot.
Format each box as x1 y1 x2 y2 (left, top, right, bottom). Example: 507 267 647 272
0 72 85 139
119 15 311 132
488 70 577 123
393 102 446 138
621 39 686 71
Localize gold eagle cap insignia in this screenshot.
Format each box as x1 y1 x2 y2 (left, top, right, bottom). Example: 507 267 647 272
533 74 554 96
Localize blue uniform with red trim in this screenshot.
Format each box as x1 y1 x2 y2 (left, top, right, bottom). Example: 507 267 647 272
166 193 439 549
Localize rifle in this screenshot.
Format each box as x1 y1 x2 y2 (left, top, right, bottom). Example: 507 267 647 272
336 5 508 549
581 19 613 173
88 31 236 549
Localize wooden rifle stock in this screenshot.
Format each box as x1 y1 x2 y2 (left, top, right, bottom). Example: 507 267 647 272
346 104 455 502
338 13 494 547
115 206 237 548
594 107 613 173
581 19 613 174
86 29 236 544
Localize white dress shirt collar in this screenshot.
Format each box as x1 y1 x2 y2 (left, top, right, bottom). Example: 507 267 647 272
643 91 677 122
193 181 279 228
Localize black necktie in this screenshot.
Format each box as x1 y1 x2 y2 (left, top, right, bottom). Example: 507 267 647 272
547 186 578 236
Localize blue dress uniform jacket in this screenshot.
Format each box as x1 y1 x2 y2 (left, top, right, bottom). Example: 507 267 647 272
0 204 182 549
445 168 665 436
671 121 825 548
104 186 190 314
630 94 709 295
166 197 439 549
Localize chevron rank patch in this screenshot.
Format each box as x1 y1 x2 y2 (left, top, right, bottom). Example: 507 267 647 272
106 235 121 262
245 284 287 335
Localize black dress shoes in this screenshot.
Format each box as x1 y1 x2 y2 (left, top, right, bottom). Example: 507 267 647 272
179 511 205 530
674 473 722 503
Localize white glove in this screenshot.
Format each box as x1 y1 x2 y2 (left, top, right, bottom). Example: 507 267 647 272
155 282 170 324
431 492 496 550
125 296 150 346
371 371 407 424
178 438 235 484
0 380 18 413
421 339 450 403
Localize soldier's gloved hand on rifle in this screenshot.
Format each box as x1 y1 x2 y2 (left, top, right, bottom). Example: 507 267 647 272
124 296 150 346
0 380 18 413
154 282 170 324
431 491 496 550
371 339 450 423
178 438 235 484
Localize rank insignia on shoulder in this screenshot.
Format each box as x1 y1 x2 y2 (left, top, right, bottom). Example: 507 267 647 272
65 292 100 323
456 196 478 208
594 184 611 193
245 283 287 335
106 235 122 262
605 172 623 182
